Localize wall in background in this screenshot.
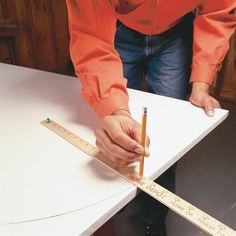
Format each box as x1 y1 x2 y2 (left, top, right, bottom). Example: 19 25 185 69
0 0 71 74
219 30 236 102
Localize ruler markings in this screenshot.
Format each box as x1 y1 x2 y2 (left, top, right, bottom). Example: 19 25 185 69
41 120 236 236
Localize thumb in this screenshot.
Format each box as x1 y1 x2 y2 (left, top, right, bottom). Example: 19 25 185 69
204 100 215 117
132 127 150 156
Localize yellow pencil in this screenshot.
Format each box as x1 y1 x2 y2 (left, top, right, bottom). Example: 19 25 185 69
139 107 147 176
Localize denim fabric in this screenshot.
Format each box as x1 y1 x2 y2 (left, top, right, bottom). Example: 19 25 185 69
115 13 193 225
115 13 193 99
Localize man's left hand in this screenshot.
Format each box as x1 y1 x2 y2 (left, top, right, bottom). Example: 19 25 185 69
189 81 221 117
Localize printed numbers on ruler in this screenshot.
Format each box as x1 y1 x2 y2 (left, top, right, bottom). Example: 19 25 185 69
41 119 236 236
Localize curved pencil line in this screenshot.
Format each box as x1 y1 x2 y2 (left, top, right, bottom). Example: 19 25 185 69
0 185 134 226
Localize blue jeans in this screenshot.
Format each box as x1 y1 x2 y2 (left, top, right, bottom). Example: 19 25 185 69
115 13 193 225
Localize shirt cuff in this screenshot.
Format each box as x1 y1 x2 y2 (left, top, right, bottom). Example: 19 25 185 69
93 92 129 117
190 64 220 85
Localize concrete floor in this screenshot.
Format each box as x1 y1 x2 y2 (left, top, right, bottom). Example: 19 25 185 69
112 101 236 236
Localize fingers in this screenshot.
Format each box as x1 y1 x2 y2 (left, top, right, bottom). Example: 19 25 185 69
108 127 142 154
189 89 221 117
96 114 151 165
95 115 150 165
95 128 142 165
132 126 150 156
204 97 221 117
205 100 215 117
102 116 146 154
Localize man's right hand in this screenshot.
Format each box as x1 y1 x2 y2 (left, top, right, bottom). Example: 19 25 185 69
95 110 150 166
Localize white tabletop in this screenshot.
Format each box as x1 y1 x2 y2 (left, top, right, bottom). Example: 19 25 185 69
0 63 228 236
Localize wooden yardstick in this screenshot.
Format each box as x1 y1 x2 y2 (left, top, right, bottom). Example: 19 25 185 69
41 119 236 236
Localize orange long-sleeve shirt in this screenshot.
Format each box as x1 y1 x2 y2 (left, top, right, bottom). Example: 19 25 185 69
66 0 236 117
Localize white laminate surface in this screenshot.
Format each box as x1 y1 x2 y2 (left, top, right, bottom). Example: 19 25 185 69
0 63 228 235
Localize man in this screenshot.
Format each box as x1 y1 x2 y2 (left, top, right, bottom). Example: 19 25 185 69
65 1 236 235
